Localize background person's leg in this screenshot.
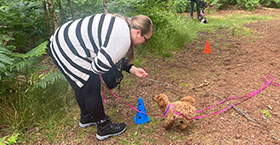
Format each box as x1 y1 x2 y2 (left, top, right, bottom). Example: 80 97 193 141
190 0 195 18
196 0 201 19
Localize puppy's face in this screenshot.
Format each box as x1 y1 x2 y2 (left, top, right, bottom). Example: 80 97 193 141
153 94 165 102
152 94 160 102
153 94 169 108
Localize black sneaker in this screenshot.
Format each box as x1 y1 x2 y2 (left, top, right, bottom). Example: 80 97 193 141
79 114 97 128
96 118 126 141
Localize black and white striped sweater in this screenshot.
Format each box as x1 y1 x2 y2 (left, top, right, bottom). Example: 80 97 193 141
49 14 131 88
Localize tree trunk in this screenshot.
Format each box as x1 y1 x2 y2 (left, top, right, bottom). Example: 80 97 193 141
103 0 108 14
43 1 52 36
57 0 65 23
47 0 59 30
68 0 75 20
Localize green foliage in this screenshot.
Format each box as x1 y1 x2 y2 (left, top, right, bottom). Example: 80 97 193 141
260 0 280 7
208 0 279 10
31 71 66 90
12 41 48 58
57 0 103 21
207 0 280 10
0 72 68 133
0 133 19 145
261 109 272 118
0 41 48 81
149 12 194 52
237 0 260 11
207 0 236 9
168 0 188 13
0 40 15 81
275 0 280 5
0 43 14 79
0 0 49 52
0 40 69 134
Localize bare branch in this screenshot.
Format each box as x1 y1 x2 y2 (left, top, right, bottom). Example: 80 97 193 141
212 93 260 124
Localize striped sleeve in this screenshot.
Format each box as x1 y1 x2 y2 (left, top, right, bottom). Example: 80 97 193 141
90 14 131 74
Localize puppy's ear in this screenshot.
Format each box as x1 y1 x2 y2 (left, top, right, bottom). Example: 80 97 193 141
153 95 161 102
181 96 195 105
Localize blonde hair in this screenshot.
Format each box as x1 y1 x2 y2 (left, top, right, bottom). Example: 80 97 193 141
130 15 154 36
127 15 153 62
111 14 154 63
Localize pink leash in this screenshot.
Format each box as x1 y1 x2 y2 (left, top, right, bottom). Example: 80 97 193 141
101 75 280 120
193 75 280 119
100 77 180 117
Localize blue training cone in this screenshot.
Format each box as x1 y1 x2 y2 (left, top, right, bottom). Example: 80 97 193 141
134 97 150 124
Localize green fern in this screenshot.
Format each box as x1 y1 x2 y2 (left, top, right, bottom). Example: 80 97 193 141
0 41 48 80
0 45 14 65
211 0 220 5
11 58 34 72
0 53 13 65
0 45 14 80
31 71 66 90
12 41 48 58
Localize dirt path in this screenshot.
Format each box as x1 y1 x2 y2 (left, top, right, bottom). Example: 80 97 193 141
70 8 280 145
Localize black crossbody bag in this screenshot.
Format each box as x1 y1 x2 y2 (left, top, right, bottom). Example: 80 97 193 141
101 57 128 89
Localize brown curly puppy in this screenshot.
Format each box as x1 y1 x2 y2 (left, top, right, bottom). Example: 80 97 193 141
153 94 196 130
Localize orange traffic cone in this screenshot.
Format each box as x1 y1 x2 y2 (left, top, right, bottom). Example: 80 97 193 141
204 41 211 54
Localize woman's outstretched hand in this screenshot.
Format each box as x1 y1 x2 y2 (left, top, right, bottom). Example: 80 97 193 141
129 65 148 78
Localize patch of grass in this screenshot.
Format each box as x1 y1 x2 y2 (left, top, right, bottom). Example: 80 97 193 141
194 71 201 77
0 133 19 145
158 51 173 58
180 82 189 87
208 73 216 77
217 62 224 66
199 90 206 96
261 109 272 118
121 76 136 87
203 14 273 37
170 69 176 73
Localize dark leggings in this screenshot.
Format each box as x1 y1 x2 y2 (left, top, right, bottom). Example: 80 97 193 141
48 45 105 121
190 0 200 18
74 74 105 120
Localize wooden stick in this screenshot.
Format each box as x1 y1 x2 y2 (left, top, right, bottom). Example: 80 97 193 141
212 93 260 124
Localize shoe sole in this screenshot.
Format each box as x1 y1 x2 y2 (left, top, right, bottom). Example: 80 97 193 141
79 122 97 128
96 127 126 141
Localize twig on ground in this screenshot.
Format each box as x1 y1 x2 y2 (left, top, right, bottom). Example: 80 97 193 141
212 93 260 124
191 80 210 90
